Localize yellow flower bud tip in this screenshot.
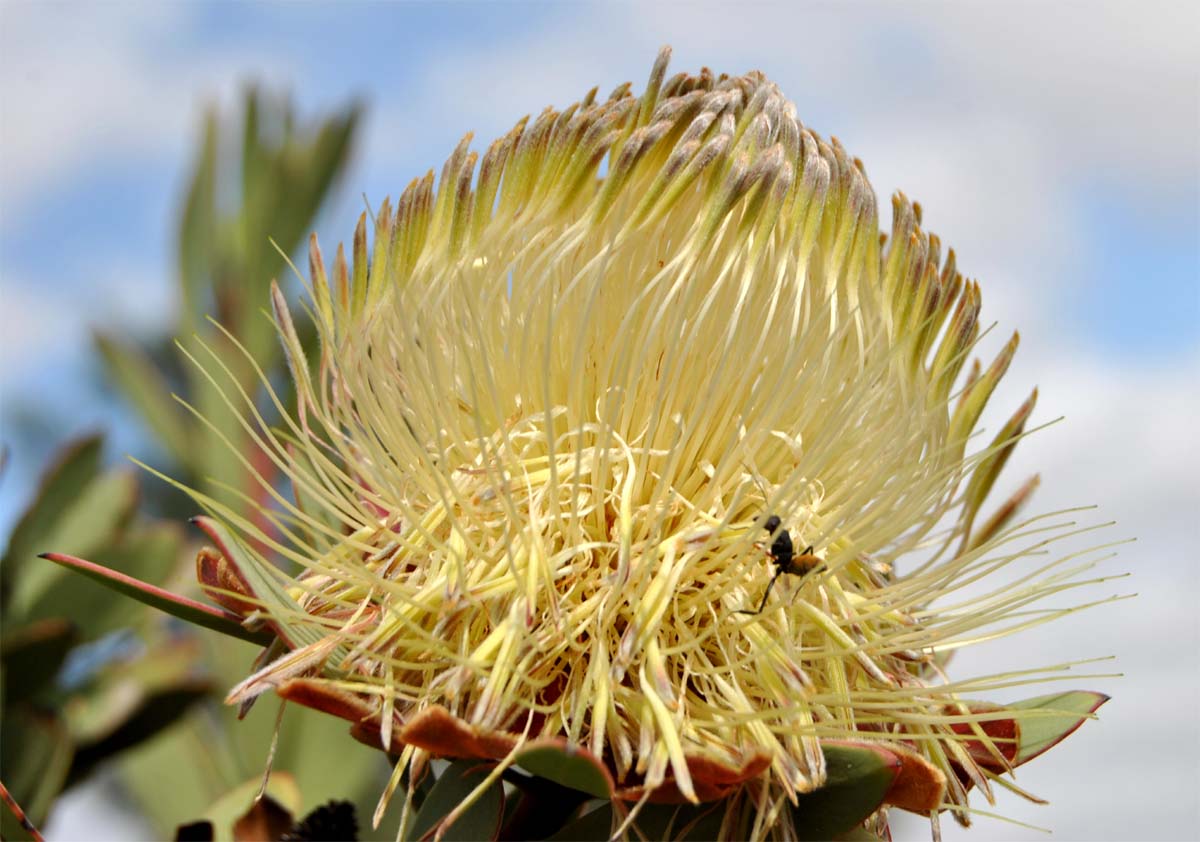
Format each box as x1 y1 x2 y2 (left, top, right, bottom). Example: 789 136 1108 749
173 46 1125 837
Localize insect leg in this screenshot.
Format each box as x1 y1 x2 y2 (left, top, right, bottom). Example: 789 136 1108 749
737 568 783 616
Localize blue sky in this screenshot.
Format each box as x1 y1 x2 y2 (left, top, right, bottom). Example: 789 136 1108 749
2 2 1197 839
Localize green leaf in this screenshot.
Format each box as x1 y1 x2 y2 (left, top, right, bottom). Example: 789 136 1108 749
1 435 103 611
515 740 614 798
39 552 274 646
498 768 591 840
0 708 74 829
1008 690 1110 765
67 637 209 743
179 108 218 336
5 467 140 624
790 743 901 841
120 678 388 838
631 802 728 841
247 103 361 371
95 332 193 466
46 469 139 555
239 87 265 244
275 105 361 260
68 679 213 784
409 760 504 842
0 618 78 706
189 338 260 510
547 803 612 841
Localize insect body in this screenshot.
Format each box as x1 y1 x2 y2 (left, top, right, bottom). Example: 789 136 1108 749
737 515 824 615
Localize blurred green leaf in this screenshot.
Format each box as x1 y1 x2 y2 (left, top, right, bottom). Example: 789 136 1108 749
95 332 193 468
122 711 242 835
179 110 218 336
0 617 78 707
1009 690 1109 765
790 743 901 841
190 349 259 513
102 85 367 837
6 468 139 623
499 767 592 839
121 693 387 838
630 801 727 841
0 81 366 842
172 90 359 505
547 803 612 842
239 88 265 247
26 521 184 640
409 760 504 842
68 637 209 744
69 678 212 784
273 104 361 269
40 468 139 559
0 708 73 828
1 435 103 612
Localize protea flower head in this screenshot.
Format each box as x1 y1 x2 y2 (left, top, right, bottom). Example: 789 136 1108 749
171 47 1120 839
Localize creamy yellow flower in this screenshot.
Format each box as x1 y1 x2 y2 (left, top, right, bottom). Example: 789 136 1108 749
176 47 1119 838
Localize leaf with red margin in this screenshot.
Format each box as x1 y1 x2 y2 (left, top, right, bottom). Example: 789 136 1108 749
613 751 772 804
947 702 1020 772
279 682 767 806
38 552 273 646
515 739 615 799
1007 691 1110 766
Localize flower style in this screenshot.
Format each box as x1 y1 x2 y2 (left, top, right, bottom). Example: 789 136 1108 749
164 47 1118 839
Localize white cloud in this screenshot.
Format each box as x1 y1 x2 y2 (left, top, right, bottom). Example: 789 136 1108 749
0 2 297 214
914 2 1199 195
0 261 174 395
359 3 1194 346
916 351 1200 840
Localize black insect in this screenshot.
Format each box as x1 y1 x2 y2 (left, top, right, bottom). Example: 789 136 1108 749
737 515 823 615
